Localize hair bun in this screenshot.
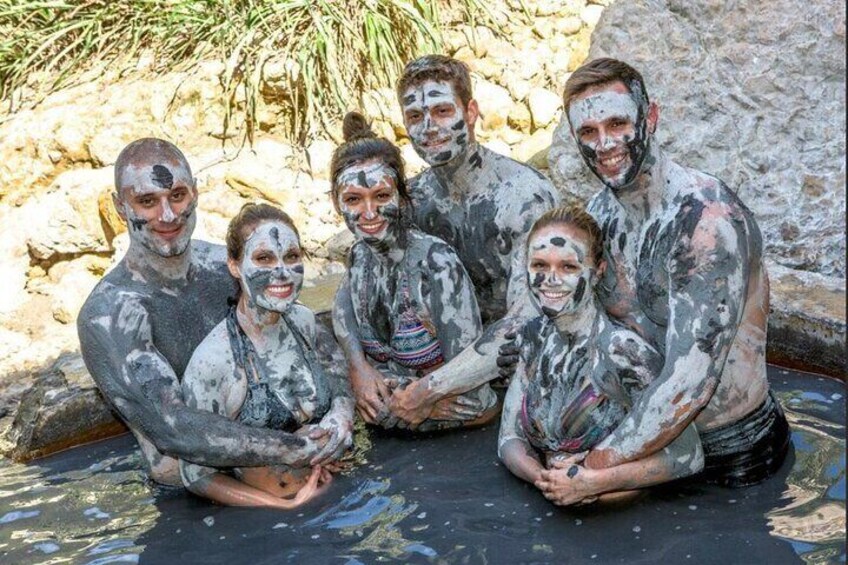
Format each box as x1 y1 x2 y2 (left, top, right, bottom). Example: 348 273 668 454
342 111 376 142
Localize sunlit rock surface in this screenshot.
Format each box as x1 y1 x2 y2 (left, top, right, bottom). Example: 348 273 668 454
549 0 846 277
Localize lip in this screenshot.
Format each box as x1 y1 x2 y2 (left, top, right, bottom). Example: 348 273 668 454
357 219 387 236
539 289 571 302
152 224 183 241
596 150 629 175
265 283 294 299
420 137 450 150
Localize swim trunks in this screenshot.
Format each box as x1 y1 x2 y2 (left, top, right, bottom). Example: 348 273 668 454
699 390 790 488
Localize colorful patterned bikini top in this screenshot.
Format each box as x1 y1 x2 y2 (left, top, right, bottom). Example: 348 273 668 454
358 267 445 373
519 317 629 454
226 307 331 433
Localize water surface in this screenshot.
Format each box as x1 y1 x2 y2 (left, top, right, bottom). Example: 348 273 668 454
0 367 844 564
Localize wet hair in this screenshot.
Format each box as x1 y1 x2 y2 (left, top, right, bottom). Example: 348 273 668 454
562 58 650 113
329 111 412 214
226 203 301 261
396 54 473 107
527 205 604 267
114 137 192 191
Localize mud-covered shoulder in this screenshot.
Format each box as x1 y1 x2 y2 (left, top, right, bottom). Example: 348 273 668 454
600 318 663 393
407 230 462 269
76 268 143 339
517 315 548 363
288 302 317 342
191 240 229 274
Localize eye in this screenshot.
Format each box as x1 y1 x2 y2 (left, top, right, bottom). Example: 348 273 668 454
253 252 274 264
342 194 360 205
376 191 393 202
530 261 547 270
137 196 156 208
562 262 581 272
170 188 187 202
434 104 455 117
284 250 301 263
405 110 423 123
578 126 596 139
610 118 628 128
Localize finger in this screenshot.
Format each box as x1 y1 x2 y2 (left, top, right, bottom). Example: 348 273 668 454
496 354 519 367
374 377 392 400
503 329 517 340
356 401 378 423
309 426 329 440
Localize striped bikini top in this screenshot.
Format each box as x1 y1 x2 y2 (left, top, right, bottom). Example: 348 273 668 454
519 316 628 454
356 255 445 373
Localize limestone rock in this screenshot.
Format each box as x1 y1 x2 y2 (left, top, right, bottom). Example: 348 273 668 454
483 139 513 158
557 16 584 36
326 228 355 263
306 139 336 181
401 143 428 176
508 102 533 131
548 0 846 277
361 88 405 135
1 354 125 462
98 187 125 245
581 4 605 26
528 88 562 129
25 168 115 264
47 257 105 324
473 78 513 131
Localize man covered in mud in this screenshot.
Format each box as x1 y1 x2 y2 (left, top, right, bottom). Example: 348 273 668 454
77 138 349 486
558 58 789 488
333 55 560 428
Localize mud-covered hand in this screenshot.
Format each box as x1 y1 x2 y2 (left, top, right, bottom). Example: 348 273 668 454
387 378 437 429
349 361 392 424
304 398 355 465
429 394 485 421
535 452 600 506
496 329 520 382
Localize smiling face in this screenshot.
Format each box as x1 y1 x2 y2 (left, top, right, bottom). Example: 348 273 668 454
401 80 475 166
337 159 402 246
568 80 654 192
527 224 598 319
230 221 304 313
114 160 198 257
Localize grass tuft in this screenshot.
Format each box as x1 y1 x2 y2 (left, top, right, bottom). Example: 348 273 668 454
0 0 494 143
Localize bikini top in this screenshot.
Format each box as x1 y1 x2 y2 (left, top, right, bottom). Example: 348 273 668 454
519 317 630 454
355 247 445 373
226 306 331 433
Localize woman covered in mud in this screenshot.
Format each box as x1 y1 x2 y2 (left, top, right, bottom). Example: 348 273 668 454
179 203 354 508
498 206 704 505
331 112 499 431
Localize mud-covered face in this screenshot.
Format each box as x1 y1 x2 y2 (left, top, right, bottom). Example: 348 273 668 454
236 222 304 313
337 160 402 247
402 80 469 166
116 161 197 257
527 224 597 318
568 81 651 192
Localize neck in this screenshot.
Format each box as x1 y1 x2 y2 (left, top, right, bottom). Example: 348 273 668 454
553 296 600 339
610 145 666 221
124 240 192 284
365 229 407 266
236 295 283 346
431 142 480 196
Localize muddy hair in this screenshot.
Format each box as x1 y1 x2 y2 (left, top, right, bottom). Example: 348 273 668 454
226 202 301 261
329 111 412 215
527 205 604 267
396 54 473 107
114 137 192 190
562 58 650 114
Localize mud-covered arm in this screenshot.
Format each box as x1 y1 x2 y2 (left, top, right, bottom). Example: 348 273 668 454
77 298 316 468
537 425 704 506
332 274 393 423
587 212 748 468
305 316 354 464
498 357 544 484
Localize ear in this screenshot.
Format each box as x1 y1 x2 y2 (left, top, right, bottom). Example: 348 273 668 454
112 191 127 222
595 259 607 281
191 177 199 197
227 256 241 280
647 102 659 135
465 98 480 128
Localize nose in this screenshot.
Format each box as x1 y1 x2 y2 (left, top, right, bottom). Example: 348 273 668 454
272 265 290 281
597 128 616 151
363 199 378 220
548 271 562 285
159 199 177 223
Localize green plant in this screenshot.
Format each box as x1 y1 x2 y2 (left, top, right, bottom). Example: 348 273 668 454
0 0 494 143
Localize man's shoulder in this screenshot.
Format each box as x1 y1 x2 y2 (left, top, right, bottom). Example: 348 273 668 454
191 240 229 273
484 148 555 192
77 267 144 333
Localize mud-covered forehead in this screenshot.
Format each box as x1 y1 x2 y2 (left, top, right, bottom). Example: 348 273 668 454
117 160 194 196
337 160 398 191
528 225 591 263
243 221 300 257
401 80 460 111
568 90 640 130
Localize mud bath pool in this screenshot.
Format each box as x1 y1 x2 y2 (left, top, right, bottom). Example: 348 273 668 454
0 366 843 564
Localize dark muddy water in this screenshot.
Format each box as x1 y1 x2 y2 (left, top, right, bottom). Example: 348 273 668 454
0 366 844 564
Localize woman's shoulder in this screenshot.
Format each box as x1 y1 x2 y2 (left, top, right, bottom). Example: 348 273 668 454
408 230 464 268
184 318 235 384
600 317 662 369
288 302 317 330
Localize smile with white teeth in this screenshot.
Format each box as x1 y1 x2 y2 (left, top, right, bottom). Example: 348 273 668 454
599 153 627 168
266 283 293 298
422 137 450 148
358 219 387 235
541 290 570 300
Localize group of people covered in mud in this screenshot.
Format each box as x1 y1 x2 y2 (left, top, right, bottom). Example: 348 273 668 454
77 55 791 511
